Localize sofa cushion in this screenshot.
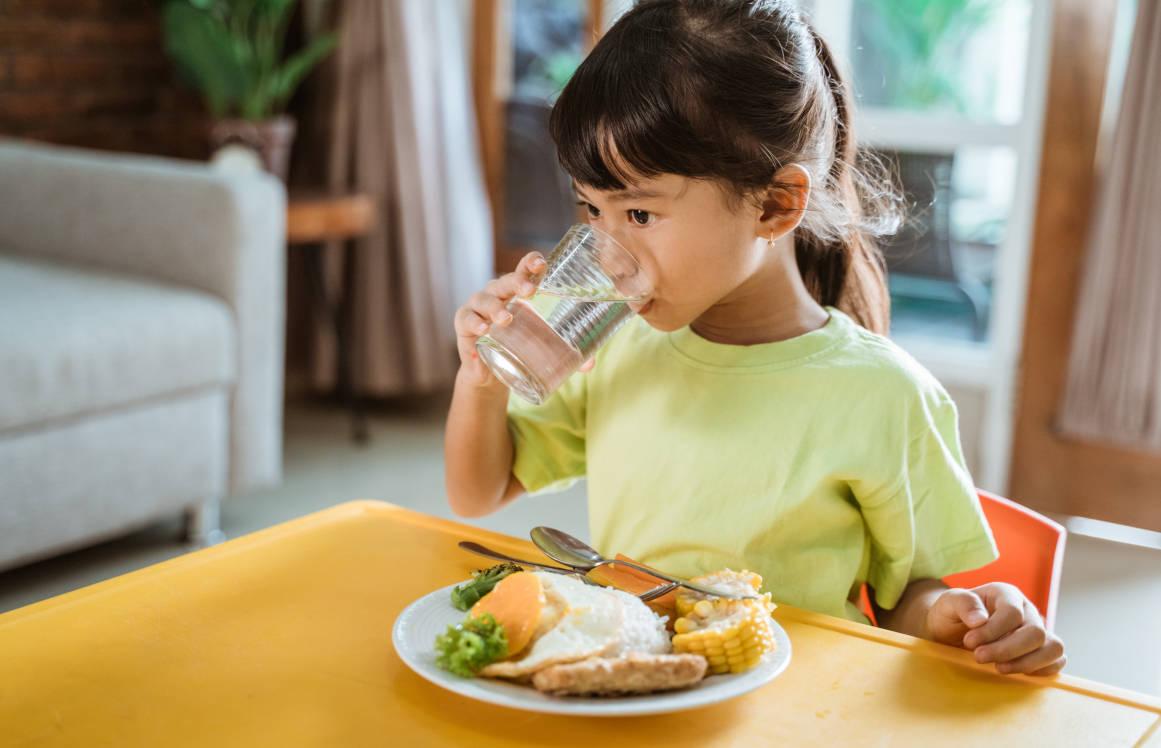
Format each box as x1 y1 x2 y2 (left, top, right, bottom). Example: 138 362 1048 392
0 254 236 433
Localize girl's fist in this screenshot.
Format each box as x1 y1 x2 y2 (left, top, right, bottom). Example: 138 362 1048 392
927 582 1065 677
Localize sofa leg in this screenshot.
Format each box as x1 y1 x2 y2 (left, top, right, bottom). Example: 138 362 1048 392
183 497 227 547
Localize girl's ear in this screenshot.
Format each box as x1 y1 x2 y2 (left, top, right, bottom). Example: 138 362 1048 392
756 164 811 240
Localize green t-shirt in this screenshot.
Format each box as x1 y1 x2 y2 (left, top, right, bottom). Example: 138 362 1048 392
507 307 998 624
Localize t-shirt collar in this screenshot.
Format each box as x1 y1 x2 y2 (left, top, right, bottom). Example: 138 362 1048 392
667 306 855 370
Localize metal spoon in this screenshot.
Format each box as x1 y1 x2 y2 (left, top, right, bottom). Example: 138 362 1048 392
529 526 758 600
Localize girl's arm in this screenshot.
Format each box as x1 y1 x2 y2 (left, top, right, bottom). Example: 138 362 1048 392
444 252 546 518
444 368 526 517
874 579 1067 676
873 578 948 639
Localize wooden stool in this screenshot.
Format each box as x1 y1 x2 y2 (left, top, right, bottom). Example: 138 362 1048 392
287 192 377 443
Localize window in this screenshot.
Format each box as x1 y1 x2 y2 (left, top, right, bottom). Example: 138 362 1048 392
807 0 1049 354
502 0 589 253
876 146 1016 343
851 0 1031 124
806 0 1053 489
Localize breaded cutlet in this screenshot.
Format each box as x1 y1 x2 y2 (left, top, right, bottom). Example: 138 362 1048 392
530 653 708 696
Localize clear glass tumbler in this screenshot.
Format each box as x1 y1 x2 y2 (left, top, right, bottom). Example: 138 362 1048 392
476 224 652 405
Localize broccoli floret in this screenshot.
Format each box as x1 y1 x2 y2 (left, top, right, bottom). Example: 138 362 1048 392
434 613 508 677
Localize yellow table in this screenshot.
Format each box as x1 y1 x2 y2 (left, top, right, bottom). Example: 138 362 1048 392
2 501 1159 747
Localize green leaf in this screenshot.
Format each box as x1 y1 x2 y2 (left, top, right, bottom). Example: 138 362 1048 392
256 0 297 18
269 33 337 108
162 2 251 117
162 0 333 119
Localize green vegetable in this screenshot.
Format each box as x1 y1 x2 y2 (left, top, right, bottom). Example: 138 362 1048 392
434 613 508 677
450 562 522 611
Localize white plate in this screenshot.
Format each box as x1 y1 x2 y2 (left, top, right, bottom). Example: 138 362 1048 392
391 583 792 717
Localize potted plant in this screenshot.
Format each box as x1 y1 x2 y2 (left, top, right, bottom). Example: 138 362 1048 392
161 0 337 180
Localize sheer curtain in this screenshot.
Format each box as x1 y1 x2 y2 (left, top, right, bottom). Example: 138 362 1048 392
301 0 492 395
1059 0 1161 449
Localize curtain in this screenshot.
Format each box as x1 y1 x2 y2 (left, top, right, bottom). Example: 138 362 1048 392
300 0 493 396
1059 0 1161 449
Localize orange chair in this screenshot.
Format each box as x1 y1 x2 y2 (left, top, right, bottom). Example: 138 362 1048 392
858 490 1067 630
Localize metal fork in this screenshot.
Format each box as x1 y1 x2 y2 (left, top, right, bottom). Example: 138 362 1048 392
457 541 580 575
459 541 680 602
637 582 680 602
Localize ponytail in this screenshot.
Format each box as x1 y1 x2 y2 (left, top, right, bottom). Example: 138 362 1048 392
796 27 893 335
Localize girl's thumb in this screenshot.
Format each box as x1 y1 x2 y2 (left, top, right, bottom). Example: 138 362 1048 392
955 591 990 628
938 588 989 628
579 358 596 373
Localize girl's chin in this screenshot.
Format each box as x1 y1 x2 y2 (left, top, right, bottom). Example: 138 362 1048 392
639 313 685 333
636 299 690 332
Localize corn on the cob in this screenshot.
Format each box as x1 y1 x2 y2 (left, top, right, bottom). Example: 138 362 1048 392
670 569 776 675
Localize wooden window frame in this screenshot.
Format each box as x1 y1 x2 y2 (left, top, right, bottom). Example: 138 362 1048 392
472 0 604 274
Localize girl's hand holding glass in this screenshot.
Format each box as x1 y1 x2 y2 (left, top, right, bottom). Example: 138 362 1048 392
454 252 547 389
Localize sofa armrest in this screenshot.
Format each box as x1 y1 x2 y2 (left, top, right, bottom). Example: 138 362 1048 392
0 141 285 494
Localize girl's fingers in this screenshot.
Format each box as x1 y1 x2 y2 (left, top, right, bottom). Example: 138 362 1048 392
941 589 989 629
456 309 491 338
955 584 1065 678
1029 654 1067 677
517 251 548 282
508 253 547 297
467 292 514 328
925 589 982 645
485 276 526 301
995 636 1066 675
975 621 1047 664
485 260 544 302
453 254 545 368
965 586 1027 646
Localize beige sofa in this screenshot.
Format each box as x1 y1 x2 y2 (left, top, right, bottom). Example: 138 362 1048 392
0 141 285 571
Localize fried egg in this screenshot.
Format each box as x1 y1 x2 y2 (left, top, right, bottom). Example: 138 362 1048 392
480 572 669 679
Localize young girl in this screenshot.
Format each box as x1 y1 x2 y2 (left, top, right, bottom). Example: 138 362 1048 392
445 0 1065 676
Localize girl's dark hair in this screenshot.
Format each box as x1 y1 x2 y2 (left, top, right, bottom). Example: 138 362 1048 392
549 0 902 333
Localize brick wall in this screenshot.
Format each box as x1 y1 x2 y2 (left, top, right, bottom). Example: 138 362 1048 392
0 0 204 157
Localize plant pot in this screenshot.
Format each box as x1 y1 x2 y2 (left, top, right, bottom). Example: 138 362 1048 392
210 115 297 181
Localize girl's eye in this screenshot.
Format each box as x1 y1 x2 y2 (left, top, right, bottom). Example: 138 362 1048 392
576 201 601 219
629 209 652 225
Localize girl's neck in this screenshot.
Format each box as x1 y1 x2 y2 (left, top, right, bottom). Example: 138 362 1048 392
690 234 829 346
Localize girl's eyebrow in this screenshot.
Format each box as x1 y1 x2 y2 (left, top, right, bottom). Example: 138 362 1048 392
573 184 665 202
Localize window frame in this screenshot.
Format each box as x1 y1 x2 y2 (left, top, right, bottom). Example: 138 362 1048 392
806 0 1055 490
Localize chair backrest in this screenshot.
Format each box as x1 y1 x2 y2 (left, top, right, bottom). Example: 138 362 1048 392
859 490 1067 630
944 490 1067 630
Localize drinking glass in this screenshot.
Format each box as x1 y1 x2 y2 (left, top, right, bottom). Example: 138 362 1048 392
476 224 652 404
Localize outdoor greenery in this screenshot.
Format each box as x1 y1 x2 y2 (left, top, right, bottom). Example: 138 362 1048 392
853 0 999 115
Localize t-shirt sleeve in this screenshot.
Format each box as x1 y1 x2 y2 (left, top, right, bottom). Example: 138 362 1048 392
855 390 1000 611
507 371 588 495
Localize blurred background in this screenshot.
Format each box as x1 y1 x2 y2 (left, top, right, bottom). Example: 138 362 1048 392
1 0 1158 696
